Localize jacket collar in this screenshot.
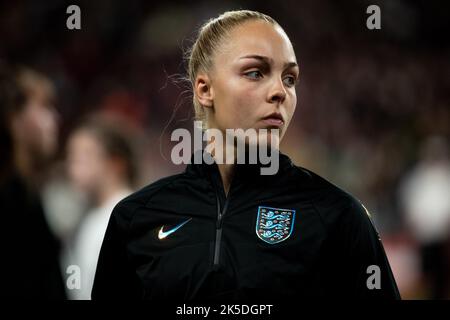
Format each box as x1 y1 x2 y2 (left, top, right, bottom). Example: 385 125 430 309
185 148 294 183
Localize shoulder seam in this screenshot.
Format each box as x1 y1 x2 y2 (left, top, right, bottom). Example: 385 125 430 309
142 173 185 208
128 173 186 231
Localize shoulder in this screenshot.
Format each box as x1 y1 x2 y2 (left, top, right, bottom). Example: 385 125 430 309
290 164 373 231
110 172 185 227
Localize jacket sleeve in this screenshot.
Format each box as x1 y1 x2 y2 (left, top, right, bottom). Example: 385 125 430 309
336 199 401 299
91 202 142 299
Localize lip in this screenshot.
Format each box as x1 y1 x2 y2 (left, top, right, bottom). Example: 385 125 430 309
261 113 284 127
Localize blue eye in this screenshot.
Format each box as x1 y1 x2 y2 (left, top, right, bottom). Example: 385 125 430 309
245 70 263 79
283 76 298 87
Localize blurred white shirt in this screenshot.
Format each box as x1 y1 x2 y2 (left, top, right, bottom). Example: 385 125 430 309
400 161 450 244
69 189 131 300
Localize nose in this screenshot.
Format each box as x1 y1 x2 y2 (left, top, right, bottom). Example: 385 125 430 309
267 77 287 104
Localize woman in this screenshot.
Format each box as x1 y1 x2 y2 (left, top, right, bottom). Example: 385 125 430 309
92 10 400 300
0 63 66 299
66 116 136 299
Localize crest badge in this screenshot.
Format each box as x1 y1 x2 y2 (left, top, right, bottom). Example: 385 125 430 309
256 206 296 244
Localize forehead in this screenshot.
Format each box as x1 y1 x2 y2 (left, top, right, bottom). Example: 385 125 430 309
216 20 297 66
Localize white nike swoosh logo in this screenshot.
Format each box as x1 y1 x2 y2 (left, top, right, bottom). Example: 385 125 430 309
158 218 192 240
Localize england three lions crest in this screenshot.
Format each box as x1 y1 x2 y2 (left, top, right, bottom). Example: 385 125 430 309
256 206 296 244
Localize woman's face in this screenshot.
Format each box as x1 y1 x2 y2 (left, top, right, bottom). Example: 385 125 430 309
67 129 107 195
12 76 58 162
205 20 299 143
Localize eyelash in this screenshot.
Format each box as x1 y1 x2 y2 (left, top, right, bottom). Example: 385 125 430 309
243 70 298 87
244 70 263 79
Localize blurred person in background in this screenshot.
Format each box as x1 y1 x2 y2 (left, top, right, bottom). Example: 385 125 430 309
0 62 66 299
399 136 450 299
65 115 136 299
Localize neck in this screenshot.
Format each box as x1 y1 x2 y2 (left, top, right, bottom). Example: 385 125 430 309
210 141 237 197
216 163 235 196
96 176 129 207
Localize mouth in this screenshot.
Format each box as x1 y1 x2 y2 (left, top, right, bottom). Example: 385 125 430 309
261 112 284 127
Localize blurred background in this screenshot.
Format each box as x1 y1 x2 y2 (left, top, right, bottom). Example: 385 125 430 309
0 0 449 299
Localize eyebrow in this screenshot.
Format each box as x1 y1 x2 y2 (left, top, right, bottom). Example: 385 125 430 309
239 54 299 70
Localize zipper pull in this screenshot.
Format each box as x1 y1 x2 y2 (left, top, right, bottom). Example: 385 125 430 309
216 213 223 229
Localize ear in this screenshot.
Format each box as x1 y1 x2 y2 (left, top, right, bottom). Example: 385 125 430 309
194 73 214 108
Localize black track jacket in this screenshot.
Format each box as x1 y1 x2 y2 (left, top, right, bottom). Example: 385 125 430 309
92 151 401 300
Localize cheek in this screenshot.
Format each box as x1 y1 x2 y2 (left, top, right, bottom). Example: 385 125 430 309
69 157 104 190
290 94 297 114
23 104 57 148
67 144 105 190
285 92 297 122
20 106 40 136
231 89 257 117
215 80 262 129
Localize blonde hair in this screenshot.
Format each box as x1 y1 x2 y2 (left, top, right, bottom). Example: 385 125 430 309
185 10 279 129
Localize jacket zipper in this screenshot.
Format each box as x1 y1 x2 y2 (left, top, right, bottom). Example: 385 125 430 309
213 189 230 270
